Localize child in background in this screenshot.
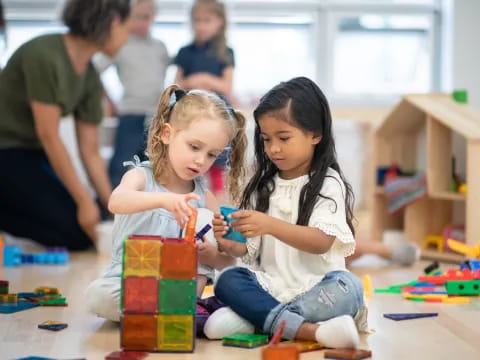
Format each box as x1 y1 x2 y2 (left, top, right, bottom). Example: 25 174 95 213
95 0 170 189
174 0 235 199
85 85 247 322
209 77 367 349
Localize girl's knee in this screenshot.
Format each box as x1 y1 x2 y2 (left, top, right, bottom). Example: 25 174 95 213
85 278 121 322
214 266 249 299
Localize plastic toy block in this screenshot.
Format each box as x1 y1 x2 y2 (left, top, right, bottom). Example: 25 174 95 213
38 320 68 331
262 345 299 360
280 341 323 353
121 314 157 351
362 275 372 299
423 234 444 253
407 298 425 302
324 349 372 360
442 297 470 304
157 314 194 352
0 293 18 303
38 297 67 306
184 209 198 244
413 282 436 287
220 206 247 243
3 245 21 266
124 238 162 277
158 279 196 315
222 333 270 348
445 280 480 295
418 269 480 285
425 298 443 303
409 290 447 295
18 292 43 299
374 288 402 294
160 239 197 280
105 351 148 360
123 276 158 313
195 224 212 242
34 287 60 295
403 293 448 300
447 238 480 258
461 260 480 272
0 301 39 313
16 357 57 360
383 313 438 321
424 261 439 275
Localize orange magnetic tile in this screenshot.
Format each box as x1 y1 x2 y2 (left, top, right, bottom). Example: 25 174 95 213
123 277 158 313
121 314 157 351
262 345 299 360
160 239 197 280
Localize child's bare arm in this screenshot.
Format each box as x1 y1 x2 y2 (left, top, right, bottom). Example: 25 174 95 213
230 210 335 254
108 169 199 226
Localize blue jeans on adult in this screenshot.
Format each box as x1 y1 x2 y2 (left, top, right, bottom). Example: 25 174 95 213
108 114 148 188
214 267 364 340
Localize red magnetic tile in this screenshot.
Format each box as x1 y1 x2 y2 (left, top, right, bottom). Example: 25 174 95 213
160 238 197 280
124 277 158 313
121 314 157 351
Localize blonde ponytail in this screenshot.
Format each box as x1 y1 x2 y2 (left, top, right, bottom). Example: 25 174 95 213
227 110 248 204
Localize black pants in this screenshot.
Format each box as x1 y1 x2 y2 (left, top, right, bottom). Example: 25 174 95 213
0 149 93 250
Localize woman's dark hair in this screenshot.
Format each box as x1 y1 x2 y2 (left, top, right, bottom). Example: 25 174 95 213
240 77 355 235
62 0 131 45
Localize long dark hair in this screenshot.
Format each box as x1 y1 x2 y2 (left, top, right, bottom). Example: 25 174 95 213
240 77 355 235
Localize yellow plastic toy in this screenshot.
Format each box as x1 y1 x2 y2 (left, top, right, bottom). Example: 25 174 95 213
423 234 444 253
447 239 480 259
362 275 372 300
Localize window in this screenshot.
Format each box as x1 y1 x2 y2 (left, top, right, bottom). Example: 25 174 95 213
330 13 435 95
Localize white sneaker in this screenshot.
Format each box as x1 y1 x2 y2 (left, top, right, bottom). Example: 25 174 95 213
203 307 254 340
315 315 360 349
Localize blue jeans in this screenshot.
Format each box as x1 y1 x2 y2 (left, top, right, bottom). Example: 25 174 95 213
108 114 148 188
214 267 364 339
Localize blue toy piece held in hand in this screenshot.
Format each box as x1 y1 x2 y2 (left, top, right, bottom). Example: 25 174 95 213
220 206 247 243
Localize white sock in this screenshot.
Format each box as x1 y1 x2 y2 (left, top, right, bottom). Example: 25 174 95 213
203 307 254 340
315 315 360 349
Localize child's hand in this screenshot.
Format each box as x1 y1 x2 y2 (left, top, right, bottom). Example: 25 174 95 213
230 210 271 238
197 240 218 267
165 192 200 227
213 213 247 257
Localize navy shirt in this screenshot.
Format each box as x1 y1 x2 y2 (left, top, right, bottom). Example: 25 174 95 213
174 41 235 78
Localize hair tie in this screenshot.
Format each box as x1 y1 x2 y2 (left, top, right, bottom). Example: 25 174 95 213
169 89 187 107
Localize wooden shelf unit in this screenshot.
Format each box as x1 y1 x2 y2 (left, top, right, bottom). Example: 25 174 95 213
372 94 480 260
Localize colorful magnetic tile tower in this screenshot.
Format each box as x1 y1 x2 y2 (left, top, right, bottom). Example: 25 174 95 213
120 212 198 353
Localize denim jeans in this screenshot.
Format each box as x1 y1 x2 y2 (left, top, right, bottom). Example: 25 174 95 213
108 114 148 188
214 267 364 340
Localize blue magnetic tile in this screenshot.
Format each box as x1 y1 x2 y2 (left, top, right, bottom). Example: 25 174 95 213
220 206 247 243
0 301 39 314
384 313 438 321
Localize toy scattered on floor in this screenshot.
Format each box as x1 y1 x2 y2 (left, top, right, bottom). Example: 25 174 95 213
222 333 270 349
447 238 480 259
423 234 444 253
38 320 68 331
16 358 86 360
35 287 60 295
279 340 323 353
3 245 69 266
262 321 303 360
461 260 480 272
220 206 247 243
324 349 372 360
120 211 198 353
375 264 479 304
383 313 438 321
105 351 148 360
0 280 8 294
362 275 372 299
0 293 18 303
0 301 39 314
424 261 439 274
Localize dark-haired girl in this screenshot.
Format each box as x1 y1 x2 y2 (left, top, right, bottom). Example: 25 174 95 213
0 0 131 249
210 77 367 348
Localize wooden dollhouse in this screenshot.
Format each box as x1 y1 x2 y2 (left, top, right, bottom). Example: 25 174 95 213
371 94 480 262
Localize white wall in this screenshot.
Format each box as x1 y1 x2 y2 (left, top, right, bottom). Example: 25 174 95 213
444 0 480 107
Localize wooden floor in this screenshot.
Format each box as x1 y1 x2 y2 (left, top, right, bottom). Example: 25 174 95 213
1 243 480 360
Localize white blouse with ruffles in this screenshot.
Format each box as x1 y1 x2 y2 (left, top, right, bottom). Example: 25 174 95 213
241 168 369 331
